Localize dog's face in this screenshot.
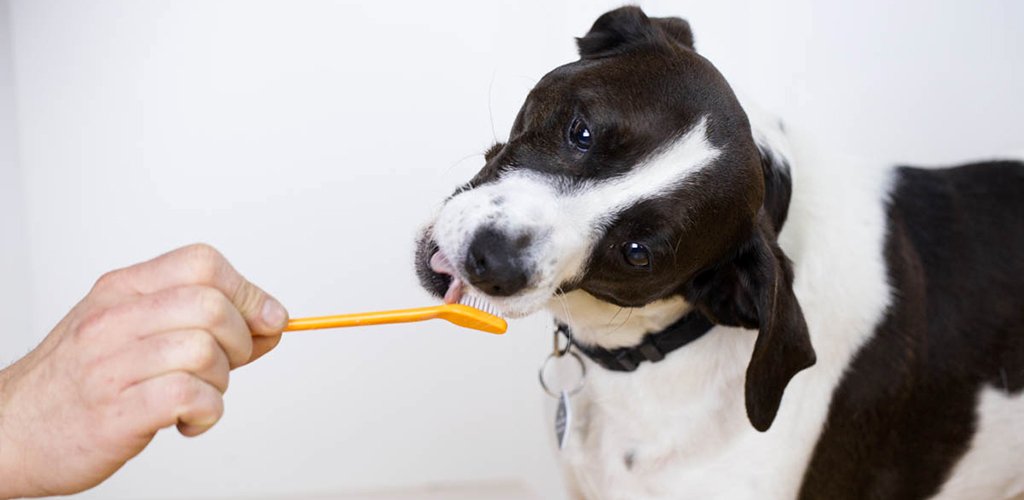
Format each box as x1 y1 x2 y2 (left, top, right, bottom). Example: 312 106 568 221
415 7 815 431
417 8 761 316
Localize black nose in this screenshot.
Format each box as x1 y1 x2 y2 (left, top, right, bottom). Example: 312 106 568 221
464 227 530 297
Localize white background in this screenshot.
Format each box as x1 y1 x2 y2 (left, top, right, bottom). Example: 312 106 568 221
0 1 1021 498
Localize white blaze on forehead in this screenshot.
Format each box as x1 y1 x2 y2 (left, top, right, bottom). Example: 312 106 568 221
566 115 718 228
432 116 719 316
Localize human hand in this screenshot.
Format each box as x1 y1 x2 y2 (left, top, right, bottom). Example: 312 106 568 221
0 244 288 498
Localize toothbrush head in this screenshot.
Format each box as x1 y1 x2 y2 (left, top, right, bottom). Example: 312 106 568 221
442 296 508 334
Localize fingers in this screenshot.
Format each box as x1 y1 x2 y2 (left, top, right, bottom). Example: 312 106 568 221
247 334 282 366
94 243 289 336
78 285 253 368
77 244 288 443
97 329 231 394
120 372 224 439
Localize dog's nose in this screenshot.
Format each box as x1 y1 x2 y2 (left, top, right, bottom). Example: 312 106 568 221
464 227 529 297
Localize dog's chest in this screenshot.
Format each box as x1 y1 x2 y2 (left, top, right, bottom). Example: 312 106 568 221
549 142 899 499
557 329 820 500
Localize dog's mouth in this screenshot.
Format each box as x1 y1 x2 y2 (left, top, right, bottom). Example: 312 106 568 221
429 250 464 304
422 245 556 319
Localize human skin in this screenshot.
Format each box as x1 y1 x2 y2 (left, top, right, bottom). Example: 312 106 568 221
0 243 288 498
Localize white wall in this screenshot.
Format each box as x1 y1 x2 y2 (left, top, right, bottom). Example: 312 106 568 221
0 0 31 367
576 0 1024 162
3 1 1022 499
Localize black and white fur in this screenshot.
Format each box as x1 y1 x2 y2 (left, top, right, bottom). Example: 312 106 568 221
415 7 1024 499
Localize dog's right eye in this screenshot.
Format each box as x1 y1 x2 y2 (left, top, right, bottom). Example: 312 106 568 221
622 242 652 270
568 118 592 152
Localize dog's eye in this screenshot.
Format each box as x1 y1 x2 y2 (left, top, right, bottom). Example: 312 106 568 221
622 242 652 269
568 118 592 152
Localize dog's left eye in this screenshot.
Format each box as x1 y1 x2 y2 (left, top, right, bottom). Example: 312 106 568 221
622 242 652 269
568 118 592 152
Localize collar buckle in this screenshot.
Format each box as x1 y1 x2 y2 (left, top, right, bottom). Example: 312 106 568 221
637 341 665 363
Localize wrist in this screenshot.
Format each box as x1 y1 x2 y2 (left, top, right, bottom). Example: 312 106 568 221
0 363 35 499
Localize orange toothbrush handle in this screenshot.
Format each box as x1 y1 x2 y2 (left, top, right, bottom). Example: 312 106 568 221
284 306 441 332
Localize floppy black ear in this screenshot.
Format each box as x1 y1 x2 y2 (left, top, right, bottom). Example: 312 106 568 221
577 6 695 58
685 219 815 432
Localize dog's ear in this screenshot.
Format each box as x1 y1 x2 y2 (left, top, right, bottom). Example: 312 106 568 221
651 16 694 50
685 219 815 432
577 7 694 58
757 144 793 234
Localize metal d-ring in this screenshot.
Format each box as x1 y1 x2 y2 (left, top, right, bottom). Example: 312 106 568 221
538 350 587 398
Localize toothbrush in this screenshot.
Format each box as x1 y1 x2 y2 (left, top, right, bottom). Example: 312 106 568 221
284 296 507 334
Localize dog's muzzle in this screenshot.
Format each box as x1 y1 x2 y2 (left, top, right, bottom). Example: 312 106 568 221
463 227 531 297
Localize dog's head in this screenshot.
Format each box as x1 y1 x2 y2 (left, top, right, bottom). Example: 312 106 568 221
414 6 814 431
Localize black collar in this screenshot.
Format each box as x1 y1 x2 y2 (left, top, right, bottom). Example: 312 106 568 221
558 311 715 372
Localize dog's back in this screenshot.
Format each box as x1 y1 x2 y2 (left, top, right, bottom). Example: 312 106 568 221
801 160 1024 499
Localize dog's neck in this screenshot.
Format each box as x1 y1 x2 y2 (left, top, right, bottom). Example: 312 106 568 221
546 290 692 349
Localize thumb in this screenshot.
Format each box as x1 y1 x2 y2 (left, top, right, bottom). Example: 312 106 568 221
230 277 289 337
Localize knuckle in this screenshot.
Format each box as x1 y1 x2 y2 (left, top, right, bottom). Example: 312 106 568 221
182 331 221 372
184 242 223 261
193 287 229 326
166 373 200 405
181 243 225 284
92 268 125 292
75 308 113 340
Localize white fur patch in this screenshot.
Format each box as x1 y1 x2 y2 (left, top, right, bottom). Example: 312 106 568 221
547 290 690 350
431 116 719 317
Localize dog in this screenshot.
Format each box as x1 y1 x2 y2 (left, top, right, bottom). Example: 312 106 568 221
414 7 1024 499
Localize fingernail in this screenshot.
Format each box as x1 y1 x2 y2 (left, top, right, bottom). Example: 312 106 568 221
261 297 288 329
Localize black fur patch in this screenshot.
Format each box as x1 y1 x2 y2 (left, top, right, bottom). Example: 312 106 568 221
799 160 1024 499
576 7 695 59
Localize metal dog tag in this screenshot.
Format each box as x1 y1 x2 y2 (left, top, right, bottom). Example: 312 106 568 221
540 326 585 451
556 390 572 450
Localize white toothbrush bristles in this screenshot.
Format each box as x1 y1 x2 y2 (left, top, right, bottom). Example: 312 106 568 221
459 295 500 316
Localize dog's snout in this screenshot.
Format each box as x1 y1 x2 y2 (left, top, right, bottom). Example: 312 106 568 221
464 227 530 297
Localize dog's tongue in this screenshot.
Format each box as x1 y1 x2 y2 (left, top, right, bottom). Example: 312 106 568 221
430 251 463 304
